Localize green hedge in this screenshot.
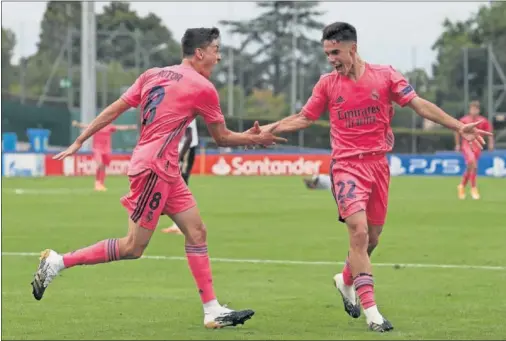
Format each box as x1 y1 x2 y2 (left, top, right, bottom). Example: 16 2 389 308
1 99 71 146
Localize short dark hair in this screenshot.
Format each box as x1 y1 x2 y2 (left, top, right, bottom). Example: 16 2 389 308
470 100 480 108
321 22 357 43
181 27 220 57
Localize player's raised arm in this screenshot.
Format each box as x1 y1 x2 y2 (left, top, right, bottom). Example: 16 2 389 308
72 120 89 129
75 70 144 143
196 86 287 148
207 122 286 147
258 113 314 135
388 66 492 150
75 99 134 144
53 99 133 160
54 72 145 160
114 124 138 131
407 97 492 150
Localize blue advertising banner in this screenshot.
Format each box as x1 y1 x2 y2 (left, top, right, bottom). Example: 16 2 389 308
388 152 506 177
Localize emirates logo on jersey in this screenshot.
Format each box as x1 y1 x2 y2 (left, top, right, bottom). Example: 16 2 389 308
371 89 379 100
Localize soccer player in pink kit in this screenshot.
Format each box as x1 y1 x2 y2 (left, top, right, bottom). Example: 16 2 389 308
72 120 137 191
455 100 494 200
253 22 492 332
31 27 285 329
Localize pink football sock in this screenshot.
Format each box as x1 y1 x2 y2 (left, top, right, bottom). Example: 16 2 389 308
63 239 120 268
461 171 469 186
342 257 354 286
185 243 216 304
354 273 376 309
98 168 106 184
470 170 477 187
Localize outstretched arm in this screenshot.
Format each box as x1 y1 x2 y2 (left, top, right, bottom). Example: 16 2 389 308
74 99 132 145
54 99 132 160
387 66 491 149
197 85 287 148
71 113 136 135
408 97 464 131
257 113 314 135
72 120 89 129
55 72 144 160
408 97 492 148
207 122 286 147
114 124 138 131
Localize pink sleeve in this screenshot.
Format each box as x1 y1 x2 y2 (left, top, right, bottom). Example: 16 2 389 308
302 76 328 121
389 66 417 107
121 73 145 108
195 86 225 124
109 126 118 133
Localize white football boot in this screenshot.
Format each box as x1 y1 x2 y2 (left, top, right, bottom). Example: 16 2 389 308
204 304 255 329
31 249 65 300
333 273 361 318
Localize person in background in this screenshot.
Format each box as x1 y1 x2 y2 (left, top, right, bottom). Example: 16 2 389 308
72 120 137 191
455 100 494 200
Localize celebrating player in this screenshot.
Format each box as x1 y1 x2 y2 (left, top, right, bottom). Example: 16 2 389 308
251 22 492 332
455 101 494 200
72 120 137 191
162 119 199 235
31 27 286 329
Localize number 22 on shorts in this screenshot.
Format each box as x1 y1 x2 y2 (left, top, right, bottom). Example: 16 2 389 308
336 180 356 202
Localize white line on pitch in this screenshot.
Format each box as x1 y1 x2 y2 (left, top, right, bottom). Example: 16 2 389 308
2 252 504 271
3 188 121 195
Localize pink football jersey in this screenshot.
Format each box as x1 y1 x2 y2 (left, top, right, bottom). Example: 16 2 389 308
121 65 225 182
92 125 117 153
302 63 417 160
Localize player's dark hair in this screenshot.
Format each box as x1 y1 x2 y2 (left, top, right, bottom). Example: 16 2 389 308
181 27 220 57
321 22 357 43
470 100 480 108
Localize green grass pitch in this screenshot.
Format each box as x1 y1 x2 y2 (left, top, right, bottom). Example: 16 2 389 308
2 176 505 340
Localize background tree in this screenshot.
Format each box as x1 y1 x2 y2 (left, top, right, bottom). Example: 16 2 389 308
430 1 506 116
220 1 327 98
1 27 17 92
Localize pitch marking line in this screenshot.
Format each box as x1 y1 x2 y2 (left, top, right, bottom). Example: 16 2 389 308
3 188 120 195
2 252 504 271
